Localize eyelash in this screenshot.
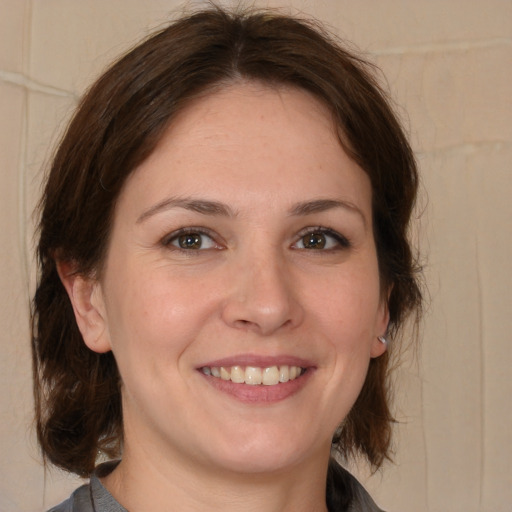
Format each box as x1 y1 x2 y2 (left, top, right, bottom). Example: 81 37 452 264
161 226 351 252
293 227 351 251
161 227 221 252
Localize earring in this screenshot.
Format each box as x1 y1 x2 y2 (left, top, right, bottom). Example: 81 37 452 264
377 335 388 345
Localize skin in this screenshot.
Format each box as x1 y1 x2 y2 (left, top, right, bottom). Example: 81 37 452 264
60 82 388 512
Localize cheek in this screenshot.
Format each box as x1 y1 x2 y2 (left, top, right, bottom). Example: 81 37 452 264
103 266 217 362
307 268 383 394
315 274 381 337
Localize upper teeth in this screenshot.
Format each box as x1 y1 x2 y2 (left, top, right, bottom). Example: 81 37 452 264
201 365 304 386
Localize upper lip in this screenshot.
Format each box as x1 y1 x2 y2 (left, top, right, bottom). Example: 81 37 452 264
198 354 314 369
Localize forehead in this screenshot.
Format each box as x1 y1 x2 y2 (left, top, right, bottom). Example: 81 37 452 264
158 81 336 156
119 81 371 216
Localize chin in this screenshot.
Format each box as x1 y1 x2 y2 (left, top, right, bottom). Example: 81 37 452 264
200 429 327 476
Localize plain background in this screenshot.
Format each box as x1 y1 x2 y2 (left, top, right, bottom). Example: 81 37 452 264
0 1 510 511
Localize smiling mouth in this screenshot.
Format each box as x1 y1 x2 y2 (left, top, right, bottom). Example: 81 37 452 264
201 365 305 386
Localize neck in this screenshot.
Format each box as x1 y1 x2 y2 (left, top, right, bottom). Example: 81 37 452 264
102 443 330 512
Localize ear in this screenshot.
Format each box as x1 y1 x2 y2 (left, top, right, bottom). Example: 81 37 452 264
56 260 112 354
370 290 391 358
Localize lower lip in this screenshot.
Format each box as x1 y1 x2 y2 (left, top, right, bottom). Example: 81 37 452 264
199 370 313 404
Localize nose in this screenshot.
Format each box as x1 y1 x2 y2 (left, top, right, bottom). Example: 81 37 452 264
221 249 304 336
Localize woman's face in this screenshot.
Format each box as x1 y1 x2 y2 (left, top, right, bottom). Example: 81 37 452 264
81 82 388 475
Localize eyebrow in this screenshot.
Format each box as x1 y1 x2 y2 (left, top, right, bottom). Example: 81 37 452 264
289 199 367 227
137 196 366 226
137 197 236 223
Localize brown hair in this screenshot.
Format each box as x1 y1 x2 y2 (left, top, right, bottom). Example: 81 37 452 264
32 6 422 477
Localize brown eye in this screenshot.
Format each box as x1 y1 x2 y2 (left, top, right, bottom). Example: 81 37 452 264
293 228 350 251
302 232 326 249
165 230 218 251
178 233 202 249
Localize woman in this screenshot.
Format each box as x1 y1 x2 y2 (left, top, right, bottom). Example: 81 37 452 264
32 6 422 512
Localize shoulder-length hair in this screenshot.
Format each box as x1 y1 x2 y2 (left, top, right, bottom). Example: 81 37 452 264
32 6 422 477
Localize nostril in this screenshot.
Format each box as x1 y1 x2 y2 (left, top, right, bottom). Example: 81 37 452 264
221 280 304 335
233 319 253 329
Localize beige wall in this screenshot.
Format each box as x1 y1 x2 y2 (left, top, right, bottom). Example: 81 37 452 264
1 1 510 510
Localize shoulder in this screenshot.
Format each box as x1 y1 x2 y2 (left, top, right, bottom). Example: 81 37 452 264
327 459 385 512
47 461 126 512
47 484 93 512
